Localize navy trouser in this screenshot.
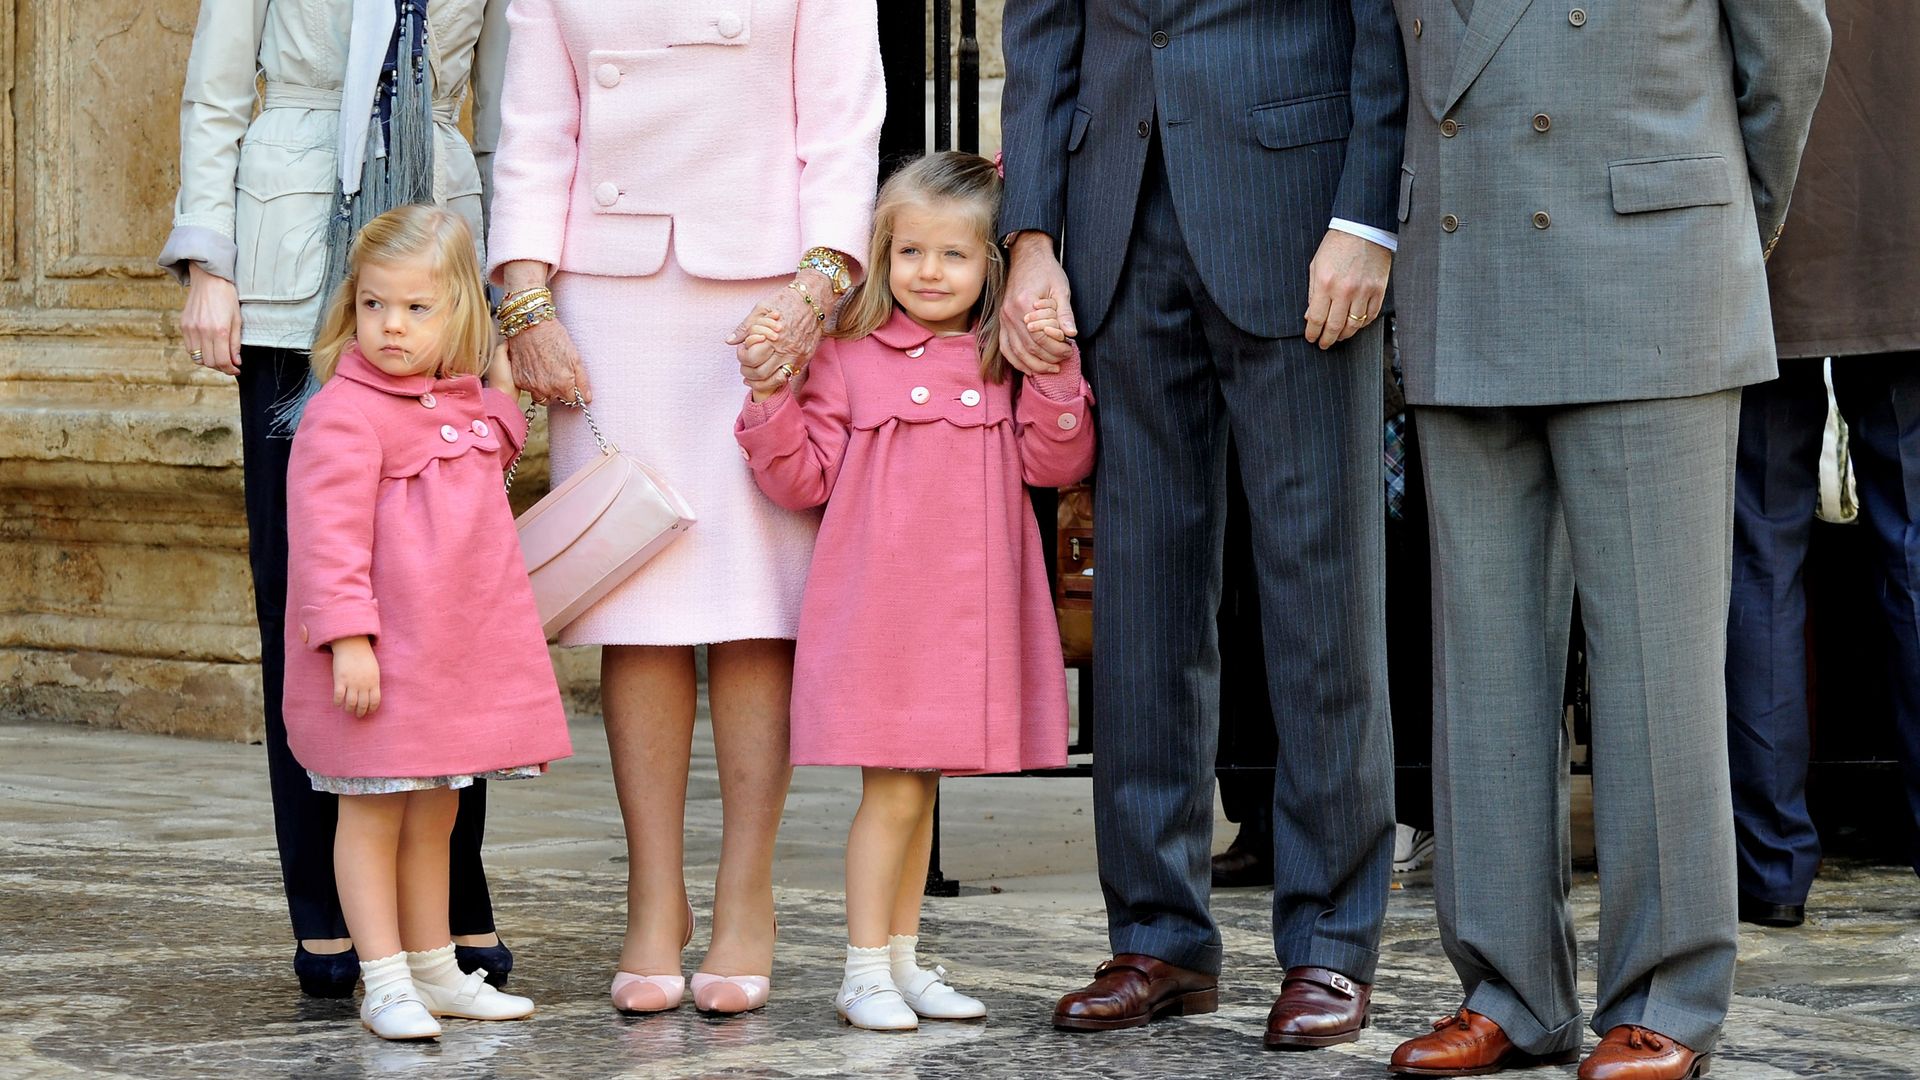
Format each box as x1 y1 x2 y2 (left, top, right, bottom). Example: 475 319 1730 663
238 347 497 941
1726 353 1920 904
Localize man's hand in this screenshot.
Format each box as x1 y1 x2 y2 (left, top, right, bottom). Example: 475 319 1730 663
999 232 1077 376
1303 230 1392 351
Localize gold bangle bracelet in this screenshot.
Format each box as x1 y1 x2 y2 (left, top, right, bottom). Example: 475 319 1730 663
788 280 826 324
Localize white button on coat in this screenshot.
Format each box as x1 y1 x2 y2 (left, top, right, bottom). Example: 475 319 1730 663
594 182 619 207
717 12 744 37
595 63 621 88
905 346 925 358
418 393 436 409
471 419 490 438
440 424 460 443
910 386 931 405
1057 412 1078 430
960 389 981 407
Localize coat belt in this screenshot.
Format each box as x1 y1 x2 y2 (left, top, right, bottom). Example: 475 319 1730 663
262 81 462 125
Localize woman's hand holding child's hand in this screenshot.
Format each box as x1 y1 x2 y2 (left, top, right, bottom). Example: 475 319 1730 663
1025 297 1075 364
330 636 381 718
739 317 795 403
484 344 517 393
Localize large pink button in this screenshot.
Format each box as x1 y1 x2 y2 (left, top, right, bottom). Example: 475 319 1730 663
594 182 618 207
1057 412 1078 430
471 419 491 438
717 12 744 37
440 424 459 443
595 63 621 88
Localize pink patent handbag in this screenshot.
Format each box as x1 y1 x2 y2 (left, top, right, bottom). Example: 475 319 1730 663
508 393 696 640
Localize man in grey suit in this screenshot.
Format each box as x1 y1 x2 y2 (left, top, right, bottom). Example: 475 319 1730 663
1383 2 1828 1078
998 0 1407 1049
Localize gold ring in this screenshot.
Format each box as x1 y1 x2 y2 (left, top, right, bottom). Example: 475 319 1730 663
189 349 205 362
1347 313 1365 324
778 363 797 382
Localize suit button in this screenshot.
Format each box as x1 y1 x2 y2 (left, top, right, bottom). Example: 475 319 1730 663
1413 17 1423 37
910 386 931 405
595 63 620 88
1057 412 1078 431
905 345 925 358
960 389 982 407
1441 214 1460 233
1440 118 1459 137
1151 30 1169 48
717 12 744 38
1137 119 1151 138
594 182 618 207
1533 211 1552 229
418 392 436 409
1569 7 1587 26
471 419 491 437
440 424 459 442
1532 112 1552 132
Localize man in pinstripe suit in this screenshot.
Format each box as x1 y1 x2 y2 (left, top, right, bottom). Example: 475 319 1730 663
997 0 1407 1048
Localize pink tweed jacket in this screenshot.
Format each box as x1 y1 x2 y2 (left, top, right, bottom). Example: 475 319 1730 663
485 0 884 282
283 345 572 779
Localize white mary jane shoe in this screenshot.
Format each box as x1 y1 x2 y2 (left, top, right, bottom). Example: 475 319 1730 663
361 981 443 1041
415 968 536 1021
836 977 919 1031
898 965 986 1021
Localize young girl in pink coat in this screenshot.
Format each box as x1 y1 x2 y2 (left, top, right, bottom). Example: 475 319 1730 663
733 153 1093 1030
285 205 572 1041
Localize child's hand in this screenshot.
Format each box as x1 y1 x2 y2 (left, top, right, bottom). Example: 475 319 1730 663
330 636 381 718
738 318 793 402
1025 297 1076 363
484 343 516 393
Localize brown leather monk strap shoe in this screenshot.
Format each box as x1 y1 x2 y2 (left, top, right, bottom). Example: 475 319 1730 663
1578 1025 1709 1080
1263 965 1371 1049
1051 954 1218 1032
1389 1007 1581 1076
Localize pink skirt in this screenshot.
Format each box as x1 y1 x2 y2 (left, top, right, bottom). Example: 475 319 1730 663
547 257 819 645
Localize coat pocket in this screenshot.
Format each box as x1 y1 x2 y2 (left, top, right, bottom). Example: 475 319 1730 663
1397 164 1414 224
1608 155 1734 215
234 142 336 303
1250 91 1352 150
1068 106 1091 152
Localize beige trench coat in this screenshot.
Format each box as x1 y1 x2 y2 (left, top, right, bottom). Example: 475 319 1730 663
159 0 508 350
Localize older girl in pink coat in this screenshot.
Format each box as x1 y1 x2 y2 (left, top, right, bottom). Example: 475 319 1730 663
734 153 1094 1030
285 206 571 1040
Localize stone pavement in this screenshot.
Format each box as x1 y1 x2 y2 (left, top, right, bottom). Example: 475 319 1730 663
3 711 1918 1080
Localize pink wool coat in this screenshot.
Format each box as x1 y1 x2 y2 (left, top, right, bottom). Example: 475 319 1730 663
735 312 1095 774
283 345 572 778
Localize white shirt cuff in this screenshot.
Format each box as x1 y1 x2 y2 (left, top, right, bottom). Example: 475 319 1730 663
1329 218 1399 253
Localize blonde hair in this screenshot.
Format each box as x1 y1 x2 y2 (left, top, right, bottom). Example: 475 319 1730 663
310 204 493 383
832 152 1008 382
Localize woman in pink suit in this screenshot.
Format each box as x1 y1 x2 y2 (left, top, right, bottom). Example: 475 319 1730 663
486 0 883 1016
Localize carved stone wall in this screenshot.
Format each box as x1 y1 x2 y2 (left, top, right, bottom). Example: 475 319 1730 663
0 0 578 742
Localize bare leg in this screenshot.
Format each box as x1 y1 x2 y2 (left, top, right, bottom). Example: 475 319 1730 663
846 769 940 949
396 787 460 953
889 781 938 938
602 644 699 975
335 793 407 960
700 638 796 976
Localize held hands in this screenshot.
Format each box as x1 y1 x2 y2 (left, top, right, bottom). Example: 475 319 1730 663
737 315 793 402
728 270 831 377
1303 230 1392 350
330 636 381 718
483 343 516 393
999 232 1076 376
182 263 244 375
1025 296 1075 364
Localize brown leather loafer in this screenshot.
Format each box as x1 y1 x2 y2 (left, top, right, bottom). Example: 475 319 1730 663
1578 1025 1709 1080
1210 826 1274 889
1263 965 1371 1049
1389 1008 1581 1076
1052 954 1218 1032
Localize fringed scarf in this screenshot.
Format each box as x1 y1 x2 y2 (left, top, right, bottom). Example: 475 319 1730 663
276 0 436 434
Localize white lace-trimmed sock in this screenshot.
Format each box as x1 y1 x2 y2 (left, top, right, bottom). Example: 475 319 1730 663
845 943 892 986
888 934 923 985
404 943 462 989
361 950 413 994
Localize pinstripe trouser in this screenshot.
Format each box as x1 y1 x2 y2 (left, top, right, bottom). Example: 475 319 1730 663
1081 148 1396 980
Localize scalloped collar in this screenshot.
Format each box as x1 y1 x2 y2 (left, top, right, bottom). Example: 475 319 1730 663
334 342 478 399
868 308 977 351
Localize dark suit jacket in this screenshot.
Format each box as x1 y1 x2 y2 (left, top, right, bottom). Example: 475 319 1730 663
998 0 1408 339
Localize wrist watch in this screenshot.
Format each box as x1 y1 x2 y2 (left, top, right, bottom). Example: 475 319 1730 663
798 246 851 296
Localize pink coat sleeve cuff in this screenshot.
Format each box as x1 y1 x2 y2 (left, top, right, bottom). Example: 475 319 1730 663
298 600 382 651
483 388 529 456
736 385 794 431
1026 352 1085 404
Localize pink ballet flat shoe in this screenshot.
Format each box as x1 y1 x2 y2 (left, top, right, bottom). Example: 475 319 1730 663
691 973 772 1015
609 901 697 1015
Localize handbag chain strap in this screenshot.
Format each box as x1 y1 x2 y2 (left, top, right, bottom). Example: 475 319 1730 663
505 388 616 494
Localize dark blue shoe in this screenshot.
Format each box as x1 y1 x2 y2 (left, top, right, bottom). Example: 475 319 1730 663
455 940 513 989
294 943 359 998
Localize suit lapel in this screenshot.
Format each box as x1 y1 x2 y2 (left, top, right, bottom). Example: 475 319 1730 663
1441 0 1535 116
1451 0 1474 22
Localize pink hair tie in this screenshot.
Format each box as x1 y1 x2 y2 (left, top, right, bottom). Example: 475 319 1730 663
993 150 1006 179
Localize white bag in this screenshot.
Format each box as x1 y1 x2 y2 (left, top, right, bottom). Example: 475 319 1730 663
1815 358 1858 525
